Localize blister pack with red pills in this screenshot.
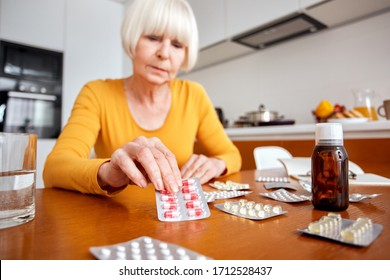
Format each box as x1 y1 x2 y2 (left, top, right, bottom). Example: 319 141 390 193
155 178 210 222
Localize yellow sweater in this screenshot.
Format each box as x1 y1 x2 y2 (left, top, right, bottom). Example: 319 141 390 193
43 78 241 195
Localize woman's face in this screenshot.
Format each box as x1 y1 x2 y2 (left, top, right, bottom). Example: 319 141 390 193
132 34 186 85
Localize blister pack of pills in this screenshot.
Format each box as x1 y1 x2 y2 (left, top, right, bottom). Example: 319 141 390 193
204 190 252 202
214 199 287 220
260 189 311 203
298 213 383 246
209 180 250 191
90 236 212 260
155 178 210 222
256 176 289 183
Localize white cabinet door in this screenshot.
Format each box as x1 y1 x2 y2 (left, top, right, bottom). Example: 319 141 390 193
0 0 65 51
226 0 299 38
188 0 225 49
63 0 124 126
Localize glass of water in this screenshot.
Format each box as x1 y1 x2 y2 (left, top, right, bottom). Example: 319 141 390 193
0 133 37 229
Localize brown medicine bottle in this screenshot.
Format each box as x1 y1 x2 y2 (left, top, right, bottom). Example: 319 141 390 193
311 123 349 211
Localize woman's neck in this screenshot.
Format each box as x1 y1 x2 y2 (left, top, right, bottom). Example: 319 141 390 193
125 75 170 105
123 76 172 130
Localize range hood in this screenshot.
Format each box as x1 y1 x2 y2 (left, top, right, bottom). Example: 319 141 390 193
233 13 326 49
193 0 390 71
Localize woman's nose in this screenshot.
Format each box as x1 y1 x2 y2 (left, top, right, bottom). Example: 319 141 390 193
157 40 170 59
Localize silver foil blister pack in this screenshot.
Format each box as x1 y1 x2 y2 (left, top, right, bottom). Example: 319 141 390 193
90 236 212 260
204 190 252 202
298 213 383 246
209 180 251 191
214 199 287 220
155 177 210 222
260 189 311 203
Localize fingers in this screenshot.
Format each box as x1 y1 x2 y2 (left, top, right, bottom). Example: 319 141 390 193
152 138 182 188
121 137 181 193
110 149 148 188
181 155 227 184
181 154 207 179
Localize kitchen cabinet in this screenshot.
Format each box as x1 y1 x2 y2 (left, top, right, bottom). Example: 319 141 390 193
0 0 65 51
187 0 225 49
225 0 299 38
189 0 302 50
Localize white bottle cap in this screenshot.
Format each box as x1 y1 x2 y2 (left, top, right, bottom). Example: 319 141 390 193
315 123 343 145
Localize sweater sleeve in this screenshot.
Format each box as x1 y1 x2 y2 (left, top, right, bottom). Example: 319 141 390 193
43 82 115 196
193 83 242 175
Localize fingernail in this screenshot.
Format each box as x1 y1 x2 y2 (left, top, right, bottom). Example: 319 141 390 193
140 179 147 188
157 178 164 190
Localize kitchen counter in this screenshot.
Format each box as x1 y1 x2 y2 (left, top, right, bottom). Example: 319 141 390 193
225 120 390 141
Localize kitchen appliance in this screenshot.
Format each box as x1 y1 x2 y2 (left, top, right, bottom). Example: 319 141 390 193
234 105 295 127
0 40 63 138
246 104 283 124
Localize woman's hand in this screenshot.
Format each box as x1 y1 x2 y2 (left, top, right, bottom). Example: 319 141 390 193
97 136 182 193
181 154 226 184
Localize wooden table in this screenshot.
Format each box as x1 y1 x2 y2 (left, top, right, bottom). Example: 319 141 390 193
1 170 389 260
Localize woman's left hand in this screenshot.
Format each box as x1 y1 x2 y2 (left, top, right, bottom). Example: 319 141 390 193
180 154 226 184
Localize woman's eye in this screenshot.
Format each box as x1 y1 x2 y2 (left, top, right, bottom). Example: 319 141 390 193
172 41 183 49
147 35 160 41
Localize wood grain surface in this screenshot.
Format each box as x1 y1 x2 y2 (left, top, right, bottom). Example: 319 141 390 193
1 170 389 260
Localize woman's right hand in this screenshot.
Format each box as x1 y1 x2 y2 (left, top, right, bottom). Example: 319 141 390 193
97 136 182 193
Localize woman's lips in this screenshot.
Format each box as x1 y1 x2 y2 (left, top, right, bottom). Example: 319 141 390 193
150 65 167 73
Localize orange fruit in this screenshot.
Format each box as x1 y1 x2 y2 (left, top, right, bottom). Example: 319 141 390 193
315 100 334 118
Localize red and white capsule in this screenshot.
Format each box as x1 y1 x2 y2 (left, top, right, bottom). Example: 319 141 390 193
163 210 180 219
182 178 196 186
159 189 169 195
185 200 201 209
187 208 203 217
160 195 176 202
181 185 197 193
161 202 178 210
183 193 198 201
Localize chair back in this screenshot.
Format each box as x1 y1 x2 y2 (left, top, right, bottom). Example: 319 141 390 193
253 146 293 170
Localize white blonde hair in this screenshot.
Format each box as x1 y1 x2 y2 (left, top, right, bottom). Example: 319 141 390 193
121 0 199 72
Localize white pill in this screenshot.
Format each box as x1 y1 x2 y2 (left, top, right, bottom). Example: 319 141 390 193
239 199 247 206
258 210 266 218
117 246 126 252
223 202 231 210
272 205 283 214
254 203 263 211
239 206 247 215
263 204 273 213
176 248 186 255
100 248 111 256
248 209 257 217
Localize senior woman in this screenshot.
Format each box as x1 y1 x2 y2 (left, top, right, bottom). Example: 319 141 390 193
43 0 241 196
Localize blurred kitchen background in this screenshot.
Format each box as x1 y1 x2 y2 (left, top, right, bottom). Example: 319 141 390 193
1 0 389 187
